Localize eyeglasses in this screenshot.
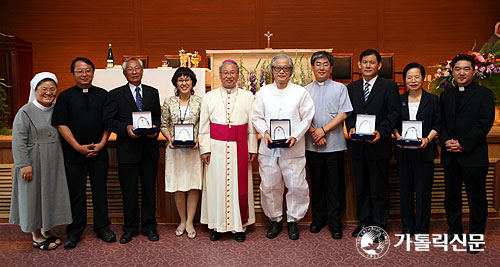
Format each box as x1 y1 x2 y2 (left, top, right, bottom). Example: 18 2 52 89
405 75 422 81
126 67 142 73
37 87 57 93
221 71 237 77
178 78 192 83
74 69 93 75
272 66 292 73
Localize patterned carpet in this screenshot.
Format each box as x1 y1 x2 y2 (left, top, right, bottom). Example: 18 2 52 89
0 219 499 267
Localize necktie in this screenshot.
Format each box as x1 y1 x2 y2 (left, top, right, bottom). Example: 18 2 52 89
364 83 370 102
135 87 142 111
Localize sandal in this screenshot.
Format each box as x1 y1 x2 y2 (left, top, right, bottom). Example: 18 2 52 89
32 239 57 250
46 236 62 246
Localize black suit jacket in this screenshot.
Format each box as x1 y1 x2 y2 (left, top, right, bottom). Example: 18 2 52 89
439 82 494 167
102 84 161 164
394 90 441 162
346 76 401 160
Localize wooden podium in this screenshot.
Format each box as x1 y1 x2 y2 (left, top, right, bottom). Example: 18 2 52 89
206 49 332 89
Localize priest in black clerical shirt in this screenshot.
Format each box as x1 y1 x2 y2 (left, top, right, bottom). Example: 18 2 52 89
52 57 116 248
439 54 494 254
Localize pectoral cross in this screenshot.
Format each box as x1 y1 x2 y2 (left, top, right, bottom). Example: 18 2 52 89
264 31 273 49
227 119 233 128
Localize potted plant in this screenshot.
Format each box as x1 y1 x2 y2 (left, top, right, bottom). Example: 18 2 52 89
0 78 11 135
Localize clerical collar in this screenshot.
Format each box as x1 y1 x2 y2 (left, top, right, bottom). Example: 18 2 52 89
457 83 472 92
222 87 237 94
78 85 91 93
316 79 331 86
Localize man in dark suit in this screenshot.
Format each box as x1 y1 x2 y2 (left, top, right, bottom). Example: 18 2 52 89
439 54 494 254
103 57 161 244
345 49 400 237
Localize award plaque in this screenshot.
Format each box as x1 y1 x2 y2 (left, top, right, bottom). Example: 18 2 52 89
172 123 195 147
132 111 160 135
268 119 291 148
397 120 423 147
351 114 376 141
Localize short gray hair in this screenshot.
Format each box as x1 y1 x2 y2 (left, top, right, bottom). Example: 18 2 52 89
122 57 144 70
270 54 294 73
219 60 240 73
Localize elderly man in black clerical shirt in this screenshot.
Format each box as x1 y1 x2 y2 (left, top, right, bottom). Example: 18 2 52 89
52 57 115 248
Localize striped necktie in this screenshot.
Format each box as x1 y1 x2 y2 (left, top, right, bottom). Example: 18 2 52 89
135 87 142 111
364 82 370 102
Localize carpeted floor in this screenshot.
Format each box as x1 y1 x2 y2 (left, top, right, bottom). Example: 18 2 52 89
0 219 499 266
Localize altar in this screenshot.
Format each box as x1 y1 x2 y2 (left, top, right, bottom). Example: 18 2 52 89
93 68 208 102
206 49 332 90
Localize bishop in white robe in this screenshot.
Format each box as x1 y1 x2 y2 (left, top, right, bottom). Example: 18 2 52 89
199 60 258 242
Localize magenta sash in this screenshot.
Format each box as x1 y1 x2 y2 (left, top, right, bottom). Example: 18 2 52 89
210 123 249 224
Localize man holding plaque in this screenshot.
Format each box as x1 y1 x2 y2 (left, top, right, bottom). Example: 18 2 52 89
439 54 494 254
199 60 258 242
103 57 161 244
305 51 352 239
345 49 400 238
252 54 315 240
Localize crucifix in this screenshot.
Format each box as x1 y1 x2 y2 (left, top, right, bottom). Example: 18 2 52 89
264 30 273 49
227 119 233 128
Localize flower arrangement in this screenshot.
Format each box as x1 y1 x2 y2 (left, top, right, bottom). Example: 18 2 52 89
236 51 313 95
428 41 500 104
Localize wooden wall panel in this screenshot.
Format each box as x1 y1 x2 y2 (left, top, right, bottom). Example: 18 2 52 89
2 0 498 94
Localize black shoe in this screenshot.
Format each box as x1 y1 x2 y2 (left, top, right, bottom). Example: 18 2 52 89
466 234 484 254
439 230 462 244
400 228 414 240
287 222 299 240
210 230 223 241
309 222 326 233
97 229 116 243
266 221 283 239
467 244 483 254
331 229 343 239
234 232 246 242
351 224 367 237
373 233 385 243
119 231 138 244
143 229 159 241
63 236 79 249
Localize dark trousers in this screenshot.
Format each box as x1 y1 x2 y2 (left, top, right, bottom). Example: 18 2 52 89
397 149 434 234
118 157 158 233
352 155 390 228
65 160 111 238
306 150 346 230
444 159 488 235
